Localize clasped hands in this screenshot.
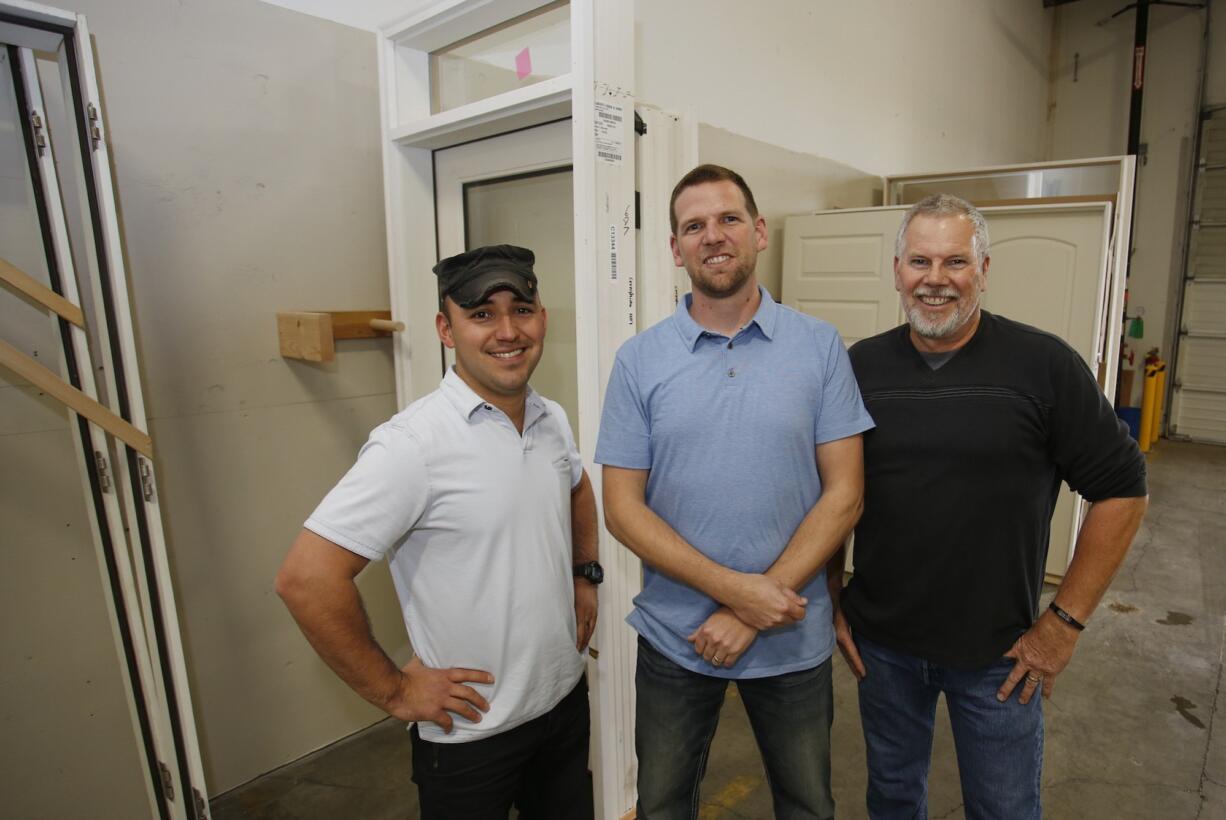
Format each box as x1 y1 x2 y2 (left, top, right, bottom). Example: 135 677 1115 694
687 573 807 670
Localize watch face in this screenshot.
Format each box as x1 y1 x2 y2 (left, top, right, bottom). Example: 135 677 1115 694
578 561 603 584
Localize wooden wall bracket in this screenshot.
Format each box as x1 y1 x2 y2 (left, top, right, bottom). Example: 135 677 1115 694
276 310 404 362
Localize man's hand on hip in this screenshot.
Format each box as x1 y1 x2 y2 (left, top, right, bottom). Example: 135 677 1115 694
726 573 807 630
575 579 598 651
688 606 757 669
998 610 1080 705
386 656 493 733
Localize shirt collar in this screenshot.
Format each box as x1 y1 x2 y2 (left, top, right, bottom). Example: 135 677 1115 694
671 285 779 351
440 367 547 426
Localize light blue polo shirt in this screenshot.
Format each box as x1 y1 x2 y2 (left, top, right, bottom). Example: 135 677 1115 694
595 287 874 678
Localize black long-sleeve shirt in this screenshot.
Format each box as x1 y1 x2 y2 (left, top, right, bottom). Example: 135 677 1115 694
844 312 1147 668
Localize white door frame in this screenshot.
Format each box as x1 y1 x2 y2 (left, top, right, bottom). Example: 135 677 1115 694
377 3 637 815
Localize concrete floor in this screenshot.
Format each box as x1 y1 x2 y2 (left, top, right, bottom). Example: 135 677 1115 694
212 440 1226 819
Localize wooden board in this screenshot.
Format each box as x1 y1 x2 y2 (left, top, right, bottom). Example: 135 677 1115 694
0 256 86 328
277 312 335 362
328 310 395 340
0 338 153 457
277 311 398 363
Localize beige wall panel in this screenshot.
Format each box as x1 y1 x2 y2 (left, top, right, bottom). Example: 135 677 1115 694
640 0 1050 176
150 393 404 792
69 0 391 421
1 425 151 819
698 125 877 300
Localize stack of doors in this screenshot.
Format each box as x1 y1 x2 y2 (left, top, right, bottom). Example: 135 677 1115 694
0 3 208 818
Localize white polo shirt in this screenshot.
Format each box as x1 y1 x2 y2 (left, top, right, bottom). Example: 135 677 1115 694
305 368 586 743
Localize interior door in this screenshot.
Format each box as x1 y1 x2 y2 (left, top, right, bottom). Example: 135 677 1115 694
782 203 1112 577
430 119 579 436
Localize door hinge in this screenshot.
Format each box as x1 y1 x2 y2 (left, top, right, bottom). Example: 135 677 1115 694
87 102 102 149
93 450 112 492
139 457 156 502
634 190 641 230
633 111 646 136
158 761 175 801
30 110 47 156
194 788 209 819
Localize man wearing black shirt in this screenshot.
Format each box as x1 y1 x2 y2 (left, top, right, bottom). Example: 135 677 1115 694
831 194 1148 819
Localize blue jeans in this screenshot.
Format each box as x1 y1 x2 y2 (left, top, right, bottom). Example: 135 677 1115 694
635 636 834 820
856 634 1042 820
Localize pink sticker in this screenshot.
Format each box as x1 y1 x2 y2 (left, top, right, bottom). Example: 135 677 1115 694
515 47 532 80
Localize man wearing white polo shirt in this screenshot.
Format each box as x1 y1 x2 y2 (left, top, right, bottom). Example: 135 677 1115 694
276 245 599 819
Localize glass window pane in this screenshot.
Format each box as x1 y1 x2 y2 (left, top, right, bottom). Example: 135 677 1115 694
464 169 578 438
431 3 570 114
891 164 1121 205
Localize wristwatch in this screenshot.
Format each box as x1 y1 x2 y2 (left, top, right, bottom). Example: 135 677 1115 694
574 561 604 585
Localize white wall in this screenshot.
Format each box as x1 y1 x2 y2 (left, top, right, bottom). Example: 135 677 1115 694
257 0 430 32
1046 0 1208 406
637 0 1052 177
698 125 878 299
0 0 410 799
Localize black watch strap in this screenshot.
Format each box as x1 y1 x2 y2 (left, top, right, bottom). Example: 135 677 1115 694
574 560 603 585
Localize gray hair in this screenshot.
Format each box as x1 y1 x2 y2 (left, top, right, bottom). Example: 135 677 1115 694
894 194 990 268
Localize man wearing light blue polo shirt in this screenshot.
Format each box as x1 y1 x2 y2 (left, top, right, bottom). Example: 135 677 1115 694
597 164 873 820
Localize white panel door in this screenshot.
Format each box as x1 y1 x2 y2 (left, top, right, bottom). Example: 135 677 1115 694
782 203 1112 577
779 208 902 345
981 204 1112 371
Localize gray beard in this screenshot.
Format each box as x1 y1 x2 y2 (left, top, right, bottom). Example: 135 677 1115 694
905 292 982 339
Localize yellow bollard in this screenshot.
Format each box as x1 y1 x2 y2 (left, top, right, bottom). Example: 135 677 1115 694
1151 362 1167 448
1139 363 1159 453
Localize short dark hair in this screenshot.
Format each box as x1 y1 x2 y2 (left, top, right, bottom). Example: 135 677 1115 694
669 164 759 235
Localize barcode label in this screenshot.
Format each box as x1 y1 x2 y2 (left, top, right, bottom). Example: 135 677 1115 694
594 100 624 166
609 226 618 280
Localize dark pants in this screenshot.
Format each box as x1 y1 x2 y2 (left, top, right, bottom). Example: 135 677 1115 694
410 676 594 820
635 636 835 820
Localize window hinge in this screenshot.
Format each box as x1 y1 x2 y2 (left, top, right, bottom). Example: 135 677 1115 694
93 451 112 492
139 457 156 502
30 110 47 156
194 788 209 819
87 102 102 149
159 761 175 801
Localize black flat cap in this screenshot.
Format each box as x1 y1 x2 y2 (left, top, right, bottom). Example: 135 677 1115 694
434 244 538 309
